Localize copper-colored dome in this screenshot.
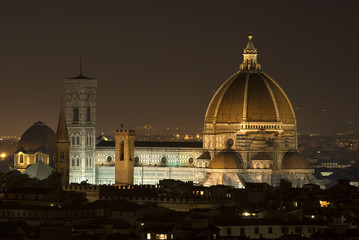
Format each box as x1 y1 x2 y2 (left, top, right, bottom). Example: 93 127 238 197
210 149 243 169
282 152 310 169
205 71 295 124
16 121 56 154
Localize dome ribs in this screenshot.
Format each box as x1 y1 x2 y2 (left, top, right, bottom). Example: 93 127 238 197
246 73 277 122
260 74 281 122
261 73 296 124
205 72 238 124
204 72 296 125
216 73 247 123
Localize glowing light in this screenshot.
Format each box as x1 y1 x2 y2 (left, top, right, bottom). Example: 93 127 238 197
0 153 6 158
242 212 251 216
156 234 167 239
319 200 330 208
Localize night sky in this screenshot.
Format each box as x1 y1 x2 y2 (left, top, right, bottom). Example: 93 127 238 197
0 1 358 137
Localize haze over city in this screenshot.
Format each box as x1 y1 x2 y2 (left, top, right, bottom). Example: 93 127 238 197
0 0 358 137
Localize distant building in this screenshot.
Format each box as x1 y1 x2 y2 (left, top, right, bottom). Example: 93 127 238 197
22 161 54 180
14 121 55 172
215 218 318 239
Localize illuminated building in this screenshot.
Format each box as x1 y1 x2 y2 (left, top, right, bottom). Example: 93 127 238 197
202 34 314 187
65 72 97 184
14 121 55 172
54 105 70 186
15 34 316 188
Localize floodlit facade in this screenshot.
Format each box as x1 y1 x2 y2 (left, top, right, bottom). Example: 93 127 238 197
202 34 314 187
65 73 97 184
15 34 316 188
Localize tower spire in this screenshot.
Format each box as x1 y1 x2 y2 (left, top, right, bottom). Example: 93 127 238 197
55 101 70 186
68 55 93 79
56 101 69 141
240 32 261 71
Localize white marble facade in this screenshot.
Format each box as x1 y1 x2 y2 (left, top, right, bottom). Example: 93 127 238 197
63 34 316 188
95 142 208 185
65 75 97 184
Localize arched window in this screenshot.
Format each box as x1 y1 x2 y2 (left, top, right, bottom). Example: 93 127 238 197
76 136 80 146
60 152 64 162
73 107 79 122
19 154 24 164
86 107 91 122
120 141 124 161
72 135 75 145
72 158 75 166
77 158 80 166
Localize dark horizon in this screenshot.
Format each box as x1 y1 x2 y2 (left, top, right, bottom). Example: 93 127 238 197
0 1 358 137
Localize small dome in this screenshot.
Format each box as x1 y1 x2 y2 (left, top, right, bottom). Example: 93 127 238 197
22 161 54 180
282 152 310 169
210 149 243 169
16 121 56 154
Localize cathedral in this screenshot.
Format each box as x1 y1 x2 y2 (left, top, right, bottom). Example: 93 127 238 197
14 34 315 188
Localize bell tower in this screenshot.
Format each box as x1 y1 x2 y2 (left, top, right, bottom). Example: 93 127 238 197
55 104 70 186
114 127 136 185
65 65 97 184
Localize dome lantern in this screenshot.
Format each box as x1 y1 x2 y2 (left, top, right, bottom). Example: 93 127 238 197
240 33 261 71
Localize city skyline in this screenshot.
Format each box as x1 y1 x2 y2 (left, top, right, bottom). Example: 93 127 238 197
0 1 358 137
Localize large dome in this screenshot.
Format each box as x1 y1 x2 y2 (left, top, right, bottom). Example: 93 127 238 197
16 121 56 154
205 72 295 124
205 34 295 125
